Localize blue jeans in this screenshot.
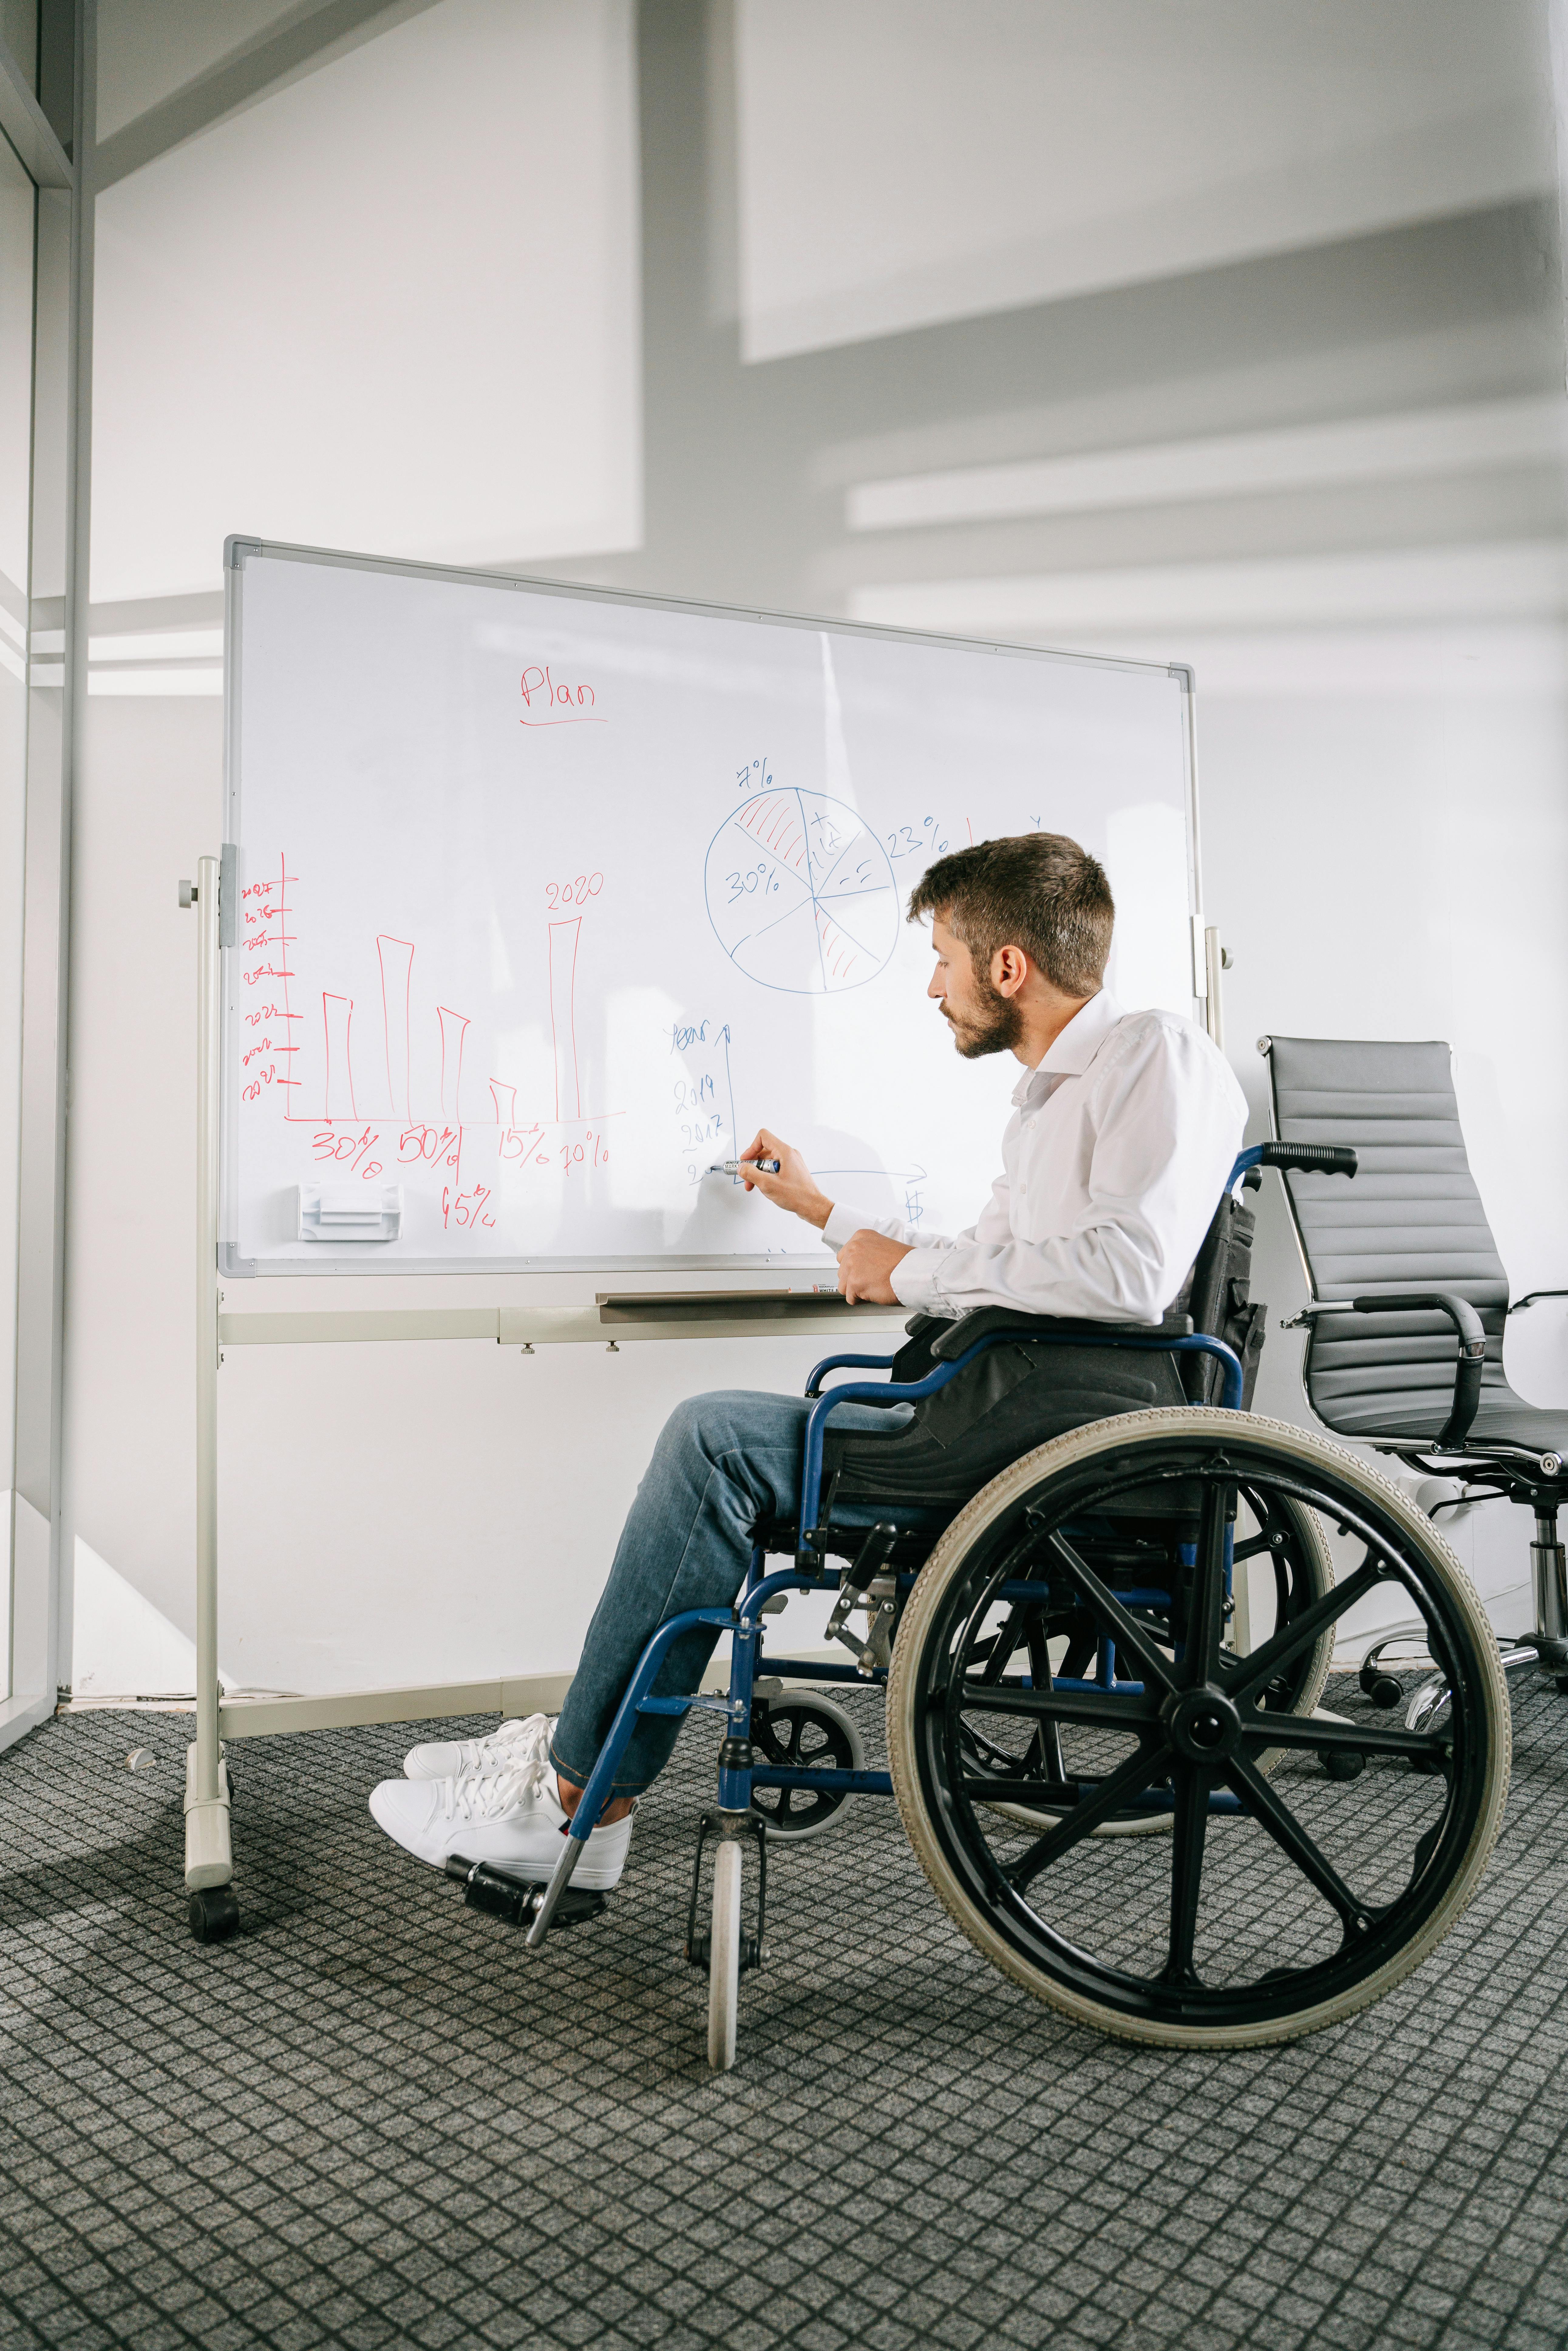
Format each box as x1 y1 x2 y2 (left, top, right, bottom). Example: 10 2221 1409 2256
549 1390 915 1797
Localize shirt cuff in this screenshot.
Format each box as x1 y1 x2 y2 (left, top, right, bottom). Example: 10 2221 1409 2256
889 1248 943 1313
821 1202 861 1251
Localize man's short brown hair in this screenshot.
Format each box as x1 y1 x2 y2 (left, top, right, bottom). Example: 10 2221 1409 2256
906 832 1114 997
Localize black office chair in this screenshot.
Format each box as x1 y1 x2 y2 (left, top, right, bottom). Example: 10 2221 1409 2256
1261 1034 1568 1719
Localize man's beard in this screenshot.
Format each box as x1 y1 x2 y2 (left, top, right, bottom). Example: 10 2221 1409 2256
944 979 1023 1060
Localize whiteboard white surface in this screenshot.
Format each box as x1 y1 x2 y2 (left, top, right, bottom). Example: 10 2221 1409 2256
223 543 1198 1274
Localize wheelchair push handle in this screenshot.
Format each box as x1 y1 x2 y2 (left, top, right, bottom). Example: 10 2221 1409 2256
1233 1141 1358 1183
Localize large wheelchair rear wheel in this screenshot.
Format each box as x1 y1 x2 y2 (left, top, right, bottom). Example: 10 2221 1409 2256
888 1409 1509 2049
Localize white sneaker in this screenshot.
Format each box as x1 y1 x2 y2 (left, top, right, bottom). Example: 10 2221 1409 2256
368 1755 634 1889
403 1711 555 1782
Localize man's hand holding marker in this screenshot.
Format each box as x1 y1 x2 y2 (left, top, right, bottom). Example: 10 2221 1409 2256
726 1129 912 1306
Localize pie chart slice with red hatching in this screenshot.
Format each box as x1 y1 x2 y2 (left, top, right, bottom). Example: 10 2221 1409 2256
704 789 899 994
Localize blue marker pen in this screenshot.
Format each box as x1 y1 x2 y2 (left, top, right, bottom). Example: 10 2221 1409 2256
709 1158 781 1176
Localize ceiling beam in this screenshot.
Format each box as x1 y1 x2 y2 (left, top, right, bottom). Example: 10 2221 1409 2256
0 33 72 186
95 0 443 191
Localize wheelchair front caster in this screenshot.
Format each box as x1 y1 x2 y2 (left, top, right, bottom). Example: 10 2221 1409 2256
1360 1668 1404 1709
1321 1748 1365 1782
707 1840 742 2071
188 1886 239 1943
686 1811 765 2071
1555 1675 1568 1698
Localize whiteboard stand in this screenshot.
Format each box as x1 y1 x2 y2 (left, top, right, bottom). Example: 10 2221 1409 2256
183 854 236 1931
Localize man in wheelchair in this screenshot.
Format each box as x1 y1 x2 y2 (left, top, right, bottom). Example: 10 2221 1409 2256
369 831 1247 1886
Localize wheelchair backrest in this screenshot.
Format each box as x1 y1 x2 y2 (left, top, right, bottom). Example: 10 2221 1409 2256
1263 1034 1510 1440
1179 1184 1267 1407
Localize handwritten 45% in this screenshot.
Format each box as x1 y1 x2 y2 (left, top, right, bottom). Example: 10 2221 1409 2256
442 1183 495 1231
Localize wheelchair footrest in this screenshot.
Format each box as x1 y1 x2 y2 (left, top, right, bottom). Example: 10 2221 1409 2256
446 1854 608 1931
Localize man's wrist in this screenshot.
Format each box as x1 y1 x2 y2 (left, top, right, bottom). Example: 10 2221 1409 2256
804 1191 834 1231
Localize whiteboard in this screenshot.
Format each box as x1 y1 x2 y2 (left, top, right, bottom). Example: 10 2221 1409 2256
221 540 1200 1275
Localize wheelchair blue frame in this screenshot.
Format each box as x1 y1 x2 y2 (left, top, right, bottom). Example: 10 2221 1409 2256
524 1155 1260 1944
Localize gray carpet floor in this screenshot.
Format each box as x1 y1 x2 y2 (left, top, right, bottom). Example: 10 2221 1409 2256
2 1673 1568 2351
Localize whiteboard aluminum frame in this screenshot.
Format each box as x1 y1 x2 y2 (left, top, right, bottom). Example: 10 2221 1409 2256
221 534 1203 1278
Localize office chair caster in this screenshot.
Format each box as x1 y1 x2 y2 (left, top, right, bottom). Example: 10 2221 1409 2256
749 1693 864 1840
890 1408 1510 2049
188 1886 239 1943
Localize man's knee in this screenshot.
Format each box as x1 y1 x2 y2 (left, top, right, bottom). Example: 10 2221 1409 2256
659 1388 776 1447
656 1390 727 1458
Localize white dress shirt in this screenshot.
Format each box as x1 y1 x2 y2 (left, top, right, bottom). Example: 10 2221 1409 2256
822 990 1247 1325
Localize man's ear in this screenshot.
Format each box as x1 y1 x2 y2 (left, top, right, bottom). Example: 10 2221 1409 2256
992 944 1030 999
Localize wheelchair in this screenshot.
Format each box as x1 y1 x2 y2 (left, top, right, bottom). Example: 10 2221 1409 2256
507 1144 1511 2067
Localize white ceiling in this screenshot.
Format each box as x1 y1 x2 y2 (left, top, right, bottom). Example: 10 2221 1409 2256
735 0 1557 362
90 0 640 603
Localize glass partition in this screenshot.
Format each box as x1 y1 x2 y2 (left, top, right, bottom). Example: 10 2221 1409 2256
0 127 35 1698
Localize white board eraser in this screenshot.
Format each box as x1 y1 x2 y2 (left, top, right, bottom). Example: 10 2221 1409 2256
297 1184 403 1243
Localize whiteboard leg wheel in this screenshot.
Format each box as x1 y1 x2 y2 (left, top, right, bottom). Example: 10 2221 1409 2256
188 1886 239 1944
707 1839 743 2071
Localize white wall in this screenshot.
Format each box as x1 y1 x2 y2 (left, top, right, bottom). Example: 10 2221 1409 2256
91 0 640 604
1206 628 1568 1639
735 0 1555 360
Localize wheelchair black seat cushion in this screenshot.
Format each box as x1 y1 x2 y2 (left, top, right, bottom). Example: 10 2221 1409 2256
824 1336 1187 1512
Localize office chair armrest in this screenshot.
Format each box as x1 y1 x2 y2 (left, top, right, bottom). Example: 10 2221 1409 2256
928 1306 1194 1361
1341 1290 1488 1449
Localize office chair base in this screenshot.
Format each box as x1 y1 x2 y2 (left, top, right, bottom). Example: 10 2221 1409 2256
1402 1639 1544 1735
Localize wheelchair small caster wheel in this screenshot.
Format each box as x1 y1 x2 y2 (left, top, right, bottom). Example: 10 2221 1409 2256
707 1841 742 2072
188 1887 239 1944
1321 1748 1365 1782
750 1693 865 1840
1554 1675 1568 1698
1360 1670 1403 1709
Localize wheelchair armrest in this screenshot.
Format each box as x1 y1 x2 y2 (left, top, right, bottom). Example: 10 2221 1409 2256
803 1350 901 1399
928 1306 1195 1361
1350 1291 1487 1449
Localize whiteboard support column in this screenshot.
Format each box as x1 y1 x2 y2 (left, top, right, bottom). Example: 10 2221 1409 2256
185 853 232 1893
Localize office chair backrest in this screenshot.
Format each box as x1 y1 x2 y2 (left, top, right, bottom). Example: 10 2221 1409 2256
1264 1036 1510 1440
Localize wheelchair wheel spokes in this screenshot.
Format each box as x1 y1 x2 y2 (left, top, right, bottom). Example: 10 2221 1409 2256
1223 1745 1374 1942
1183 1476 1232 1681
1165 1762 1211 1986
890 1407 1510 2048
953 1589 1174 1838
